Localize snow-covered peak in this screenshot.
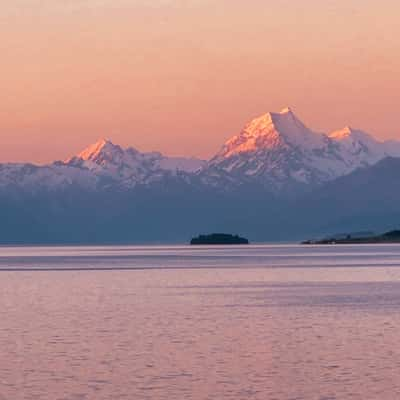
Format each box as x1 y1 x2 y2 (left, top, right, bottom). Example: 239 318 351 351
329 126 378 144
279 106 293 114
64 138 205 187
203 107 400 191
329 126 353 140
240 108 308 141
328 126 386 163
78 138 110 159
75 138 128 164
268 108 325 149
215 108 325 159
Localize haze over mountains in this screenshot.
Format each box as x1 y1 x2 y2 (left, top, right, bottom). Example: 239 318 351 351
1 108 399 243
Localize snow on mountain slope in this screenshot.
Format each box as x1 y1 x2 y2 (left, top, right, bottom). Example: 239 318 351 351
69 138 206 173
328 127 383 163
0 109 399 194
328 126 400 169
65 138 205 187
217 108 325 159
202 108 400 191
157 156 205 173
0 139 205 192
0 163 98 192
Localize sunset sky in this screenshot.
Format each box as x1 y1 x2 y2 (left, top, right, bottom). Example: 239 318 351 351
1 0 399 163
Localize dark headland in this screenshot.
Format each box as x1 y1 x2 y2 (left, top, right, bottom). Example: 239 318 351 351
302 230 400 245
190 233 249 245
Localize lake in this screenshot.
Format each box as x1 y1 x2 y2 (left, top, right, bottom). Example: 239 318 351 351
1 244 400 399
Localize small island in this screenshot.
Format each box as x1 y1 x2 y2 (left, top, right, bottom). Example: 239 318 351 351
302 230 400 245
190 233 249 245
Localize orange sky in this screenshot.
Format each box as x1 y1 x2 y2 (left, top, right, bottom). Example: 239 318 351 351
1 0 399 163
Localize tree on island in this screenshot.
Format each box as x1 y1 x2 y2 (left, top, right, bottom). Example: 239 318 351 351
190 233 249 245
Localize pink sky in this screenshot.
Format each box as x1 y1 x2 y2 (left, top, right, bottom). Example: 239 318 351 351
1 0 399 163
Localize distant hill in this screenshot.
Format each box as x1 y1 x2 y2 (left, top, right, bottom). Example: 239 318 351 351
288 157 400 238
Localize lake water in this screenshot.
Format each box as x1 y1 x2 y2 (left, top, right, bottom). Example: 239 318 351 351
1 244 400 399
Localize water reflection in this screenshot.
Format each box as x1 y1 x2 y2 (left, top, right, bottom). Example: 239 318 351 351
0 245 399 399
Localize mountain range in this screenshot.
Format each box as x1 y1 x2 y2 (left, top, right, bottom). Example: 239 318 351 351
1 108 399 243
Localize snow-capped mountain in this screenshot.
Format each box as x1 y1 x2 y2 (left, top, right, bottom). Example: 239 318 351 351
1 109 400 244
65 138 205 187
0 139 205 192
67 138 205 174
202 108 400 191
329 126 400 161
0 162 98 192
0 108 399 194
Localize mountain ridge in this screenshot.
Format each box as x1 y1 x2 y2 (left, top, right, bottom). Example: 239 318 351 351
1 107 399 194
0 157 398 244
203 108 400 192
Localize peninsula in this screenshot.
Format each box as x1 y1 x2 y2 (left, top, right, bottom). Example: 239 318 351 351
302 230 400 244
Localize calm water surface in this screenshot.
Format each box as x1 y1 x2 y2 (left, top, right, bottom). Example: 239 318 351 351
1 244 400 399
